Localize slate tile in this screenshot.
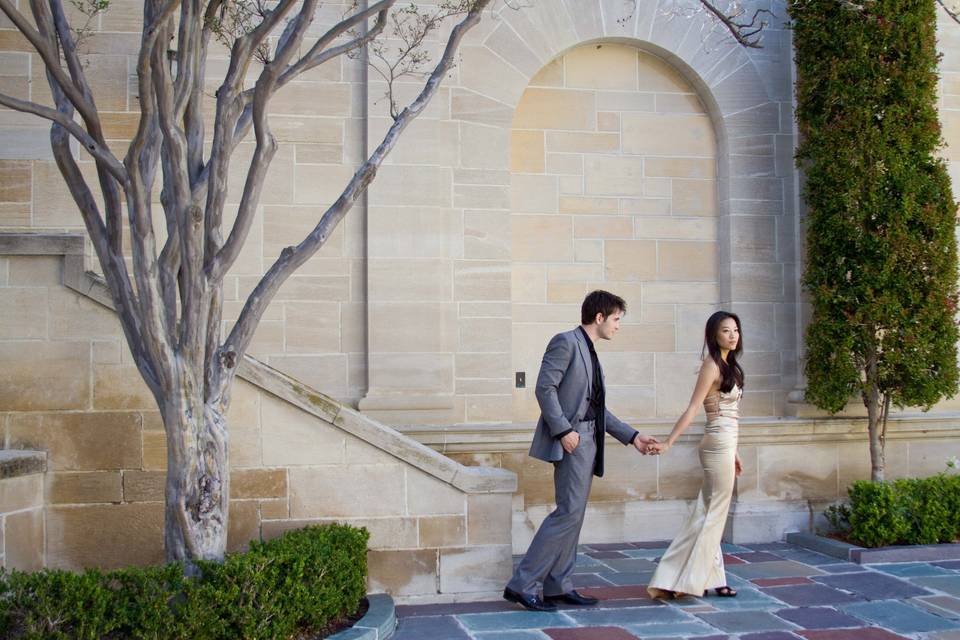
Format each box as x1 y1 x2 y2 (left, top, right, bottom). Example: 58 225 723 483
762 584 864 607
623 548 669 559
397 601 516 617
544 626 640 639
576 585 658 601
728 561 827 580
587 543 641 552
698 587 790 611
819 564 868 574
724 553 747 565
599 571 654 586
696 610 796 633
588 550 629 559
600 558 659 572
624 620 723 636
565 605 689 626
734 552 786 563
746 543 796 552
391 615 472 639
753 577 815 588
840 600 960 634
740 633 804 640
934 561 960 571
572 573 615 588
475 633 550 640
913 595 960 619
911 576 960 597
631 540 671 549
872 563 953 578
799 628 910 640
721 543 756 554
774 606 867 630
775 549 842 566
459 610 576 632
815 572 931 600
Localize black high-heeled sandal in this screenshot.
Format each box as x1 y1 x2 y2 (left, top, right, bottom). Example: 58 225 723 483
707 586 737 597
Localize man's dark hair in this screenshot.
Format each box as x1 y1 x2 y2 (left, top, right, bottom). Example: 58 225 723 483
581 290 626 325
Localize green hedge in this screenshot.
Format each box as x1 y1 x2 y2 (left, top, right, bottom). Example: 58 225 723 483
826 474 960 547
0 523 369 640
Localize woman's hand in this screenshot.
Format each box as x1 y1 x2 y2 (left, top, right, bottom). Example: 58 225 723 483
650 442 669 455
734 453 742 477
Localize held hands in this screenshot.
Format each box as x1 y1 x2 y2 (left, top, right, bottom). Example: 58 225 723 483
648 441 670 455
633 434 659 455
560 430 580 454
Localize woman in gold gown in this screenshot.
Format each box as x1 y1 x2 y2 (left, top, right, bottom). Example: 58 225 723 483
647 311 744 599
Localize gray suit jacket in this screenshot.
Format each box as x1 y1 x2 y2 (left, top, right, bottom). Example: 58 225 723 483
528 328 638 476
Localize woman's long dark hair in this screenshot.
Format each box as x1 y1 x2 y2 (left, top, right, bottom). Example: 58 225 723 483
702 311 744 393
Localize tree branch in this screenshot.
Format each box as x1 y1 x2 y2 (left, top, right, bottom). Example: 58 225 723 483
937 0 960 24
221 0 493 366
697 0 771 48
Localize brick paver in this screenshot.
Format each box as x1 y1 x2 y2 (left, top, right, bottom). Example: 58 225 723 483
391 541 960 640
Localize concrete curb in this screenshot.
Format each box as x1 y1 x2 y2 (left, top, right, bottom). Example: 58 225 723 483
787 531 960 564
328 593 396 640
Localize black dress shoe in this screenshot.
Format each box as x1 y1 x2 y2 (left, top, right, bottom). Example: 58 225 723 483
544 589 599 606
503 587 557 611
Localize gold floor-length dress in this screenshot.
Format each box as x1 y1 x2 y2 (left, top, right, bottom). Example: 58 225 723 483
647 384 742 598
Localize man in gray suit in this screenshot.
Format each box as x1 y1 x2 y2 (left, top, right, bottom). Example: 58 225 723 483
503 290 658 611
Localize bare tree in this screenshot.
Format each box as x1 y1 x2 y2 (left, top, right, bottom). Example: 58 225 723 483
0 0 492 565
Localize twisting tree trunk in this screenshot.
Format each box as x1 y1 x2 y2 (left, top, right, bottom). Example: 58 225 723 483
0 0 492 564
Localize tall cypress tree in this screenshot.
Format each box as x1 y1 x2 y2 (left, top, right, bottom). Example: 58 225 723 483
793 0 959 481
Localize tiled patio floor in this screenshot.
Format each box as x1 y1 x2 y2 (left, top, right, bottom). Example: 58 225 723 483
393 541 960 640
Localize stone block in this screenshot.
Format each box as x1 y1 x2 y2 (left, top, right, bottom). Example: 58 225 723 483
511 173 558 213
0 341 90 411
467 493 512 545
367 548 438 597
232 468 287 500
584 155 645 197
259 498 288 520
604 239 657 280
288 465 405 518
455 353 510 380
451 88 513 128
546 132 620 153
369 165 452 208
0 160 31 202
368 303 457 353
459 317 511 352
511 264 547 301
261 395 346 466
658 241 717 280
227 500 260 553
511 130 545 173
368 353 454 393
47 471 122 504
465 395 511 422
459 122 510 171
142 428 167 471
439 544 513 593
564 44 637 90
369 258 452 302
512 215 574 263
643 281 720 304
672 179 718 216
123 470 165 502
560 195 619 215
263 355 348 398
48 288 123 339
93 364 156 410
464 211 510 260
8 412 141 471
454 184 510 209
5 509 43 570
454 260 510 301
635 216 716 241
0 474 43 512
46 503 164 570
419 515 466 548
514 88 596 131
573 215 633 239
638 50 692 92
759 443 838 500
646 157 716 179
0 288 47 340
623 113 716 156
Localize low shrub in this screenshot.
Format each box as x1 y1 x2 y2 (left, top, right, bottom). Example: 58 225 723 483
826 472 960 547
0 523 369 640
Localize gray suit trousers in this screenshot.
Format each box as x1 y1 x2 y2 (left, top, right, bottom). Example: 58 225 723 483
507 420 596 597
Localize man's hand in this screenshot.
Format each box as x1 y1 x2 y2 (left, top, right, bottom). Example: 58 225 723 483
633 434 658 455
560 431 580 454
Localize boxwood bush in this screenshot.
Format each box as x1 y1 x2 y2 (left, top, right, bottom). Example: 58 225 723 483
0 523 369 640
826 473 960 547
